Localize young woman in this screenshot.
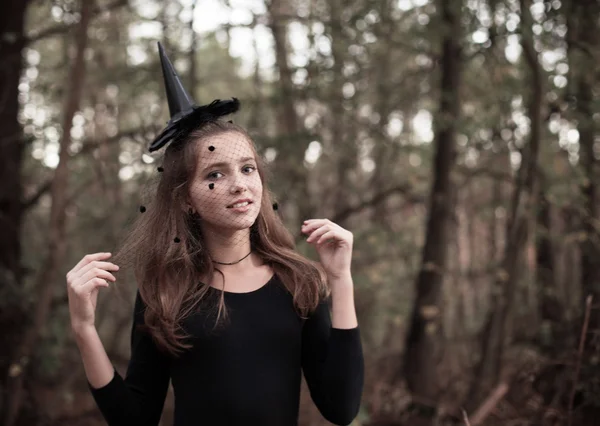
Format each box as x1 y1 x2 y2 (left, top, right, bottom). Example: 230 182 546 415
66 43 364 426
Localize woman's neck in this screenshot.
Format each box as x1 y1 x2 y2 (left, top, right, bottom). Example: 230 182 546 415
203 228 253 265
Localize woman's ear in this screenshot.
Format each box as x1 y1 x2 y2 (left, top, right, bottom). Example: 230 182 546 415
185 203 196 215
182 198 194 215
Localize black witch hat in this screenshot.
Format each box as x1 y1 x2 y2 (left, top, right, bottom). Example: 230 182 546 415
148 42 240 152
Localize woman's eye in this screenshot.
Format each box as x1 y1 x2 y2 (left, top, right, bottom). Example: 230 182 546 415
207 166 254 180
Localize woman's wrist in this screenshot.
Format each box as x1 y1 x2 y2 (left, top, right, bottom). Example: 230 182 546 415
71 323 98 341
329 274 358 329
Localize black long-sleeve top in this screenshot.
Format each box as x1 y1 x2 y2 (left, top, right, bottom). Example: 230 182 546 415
88 274 364 426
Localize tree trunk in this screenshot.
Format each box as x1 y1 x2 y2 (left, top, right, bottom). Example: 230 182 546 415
266 0 313 222
247 26 264 132
327 0 354 223
536 169 563 351
267 0 298 145
2 2 93 424
0 0 31 421
0 0 28 286
402 0 462 404
86 25 124 254
569 0 600 306
369 0 396 225
159 0 172 54
189 0 197 93
467 0 543 407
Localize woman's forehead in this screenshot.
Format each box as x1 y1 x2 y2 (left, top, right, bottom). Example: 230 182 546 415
197 132 255 164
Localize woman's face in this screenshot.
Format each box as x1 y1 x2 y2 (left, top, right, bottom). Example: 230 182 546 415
188 131 263 233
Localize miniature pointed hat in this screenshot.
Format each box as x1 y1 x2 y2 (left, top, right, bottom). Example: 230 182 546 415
159 42 195 123
148 42 240 152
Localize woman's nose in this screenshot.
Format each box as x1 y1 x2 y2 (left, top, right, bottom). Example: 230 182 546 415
229 173 247 193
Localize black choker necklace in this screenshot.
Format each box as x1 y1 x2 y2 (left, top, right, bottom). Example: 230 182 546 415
212 251 252 265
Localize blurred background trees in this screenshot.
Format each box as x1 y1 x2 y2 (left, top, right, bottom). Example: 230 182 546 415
0 0 599 425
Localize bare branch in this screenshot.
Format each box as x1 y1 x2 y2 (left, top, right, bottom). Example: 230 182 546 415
21 126 152 211
292 182 424 243
332 182 424 224
470 382 510 425
568 295 593 426
462 408 472 426
25 0 128 45
21 180 52 211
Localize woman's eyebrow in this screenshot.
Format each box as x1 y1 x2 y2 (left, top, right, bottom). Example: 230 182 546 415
201 156 255 173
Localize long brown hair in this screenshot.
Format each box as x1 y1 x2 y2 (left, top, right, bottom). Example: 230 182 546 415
114 120 328 357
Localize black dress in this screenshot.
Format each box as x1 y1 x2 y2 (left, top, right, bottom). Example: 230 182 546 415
89 274 364 426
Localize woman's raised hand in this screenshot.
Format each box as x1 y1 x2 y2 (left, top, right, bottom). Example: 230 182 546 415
66 252 119 332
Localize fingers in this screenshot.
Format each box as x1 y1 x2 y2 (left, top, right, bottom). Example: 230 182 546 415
79 267 117 287
302 219 353 246
305 224 331 243
69 252 112 276
315 230 336 245
75 261 120 282
67 254 119 285
74 277 110 295
68 268 115 296
302 218 329 232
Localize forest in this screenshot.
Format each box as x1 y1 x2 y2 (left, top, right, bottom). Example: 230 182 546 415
0 0 599 425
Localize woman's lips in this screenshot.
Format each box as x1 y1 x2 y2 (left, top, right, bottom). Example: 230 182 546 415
227 201 252 212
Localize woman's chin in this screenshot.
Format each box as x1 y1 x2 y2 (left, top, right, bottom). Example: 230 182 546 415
205 217 257 232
